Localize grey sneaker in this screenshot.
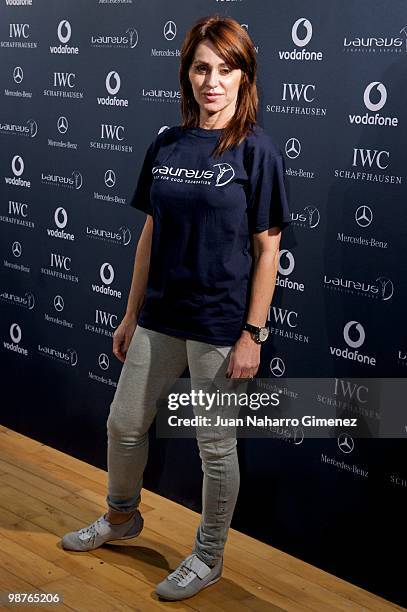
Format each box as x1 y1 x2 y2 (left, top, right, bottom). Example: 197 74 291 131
61 510 143 552
155 553 223 601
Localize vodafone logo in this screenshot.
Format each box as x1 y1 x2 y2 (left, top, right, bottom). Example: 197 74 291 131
4 154 31 187
364 82 387 112
343 321 365 349
3 323 28 356
329 320 376 366
100 263 114 285
276 250 305 292
278 249 295 276
57 20 71 44
292 18 312 47
47 207 75 241
54 207 68 229
10 323 22 344
348 81 398 127
12 155 24 176
106 71 121 96
97 71 128 107
279 17 323 61
91 263 121 298
50 20 79 54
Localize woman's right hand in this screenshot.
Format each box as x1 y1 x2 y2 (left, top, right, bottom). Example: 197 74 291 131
112 313 137 363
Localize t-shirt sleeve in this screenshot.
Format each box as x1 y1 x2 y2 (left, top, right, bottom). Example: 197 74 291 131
247 143 292 233
129 140 155 215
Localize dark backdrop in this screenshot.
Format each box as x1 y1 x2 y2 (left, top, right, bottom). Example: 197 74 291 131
1 0 406 606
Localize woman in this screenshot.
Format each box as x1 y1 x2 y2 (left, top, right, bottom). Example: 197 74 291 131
61 14 291 601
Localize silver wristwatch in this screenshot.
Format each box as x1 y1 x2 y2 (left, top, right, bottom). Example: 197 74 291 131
242 322 270 344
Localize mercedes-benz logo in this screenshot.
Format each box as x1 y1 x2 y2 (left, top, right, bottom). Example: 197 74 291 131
99 353 110 370
100 262 114 285
163 20 176 41
13 66 23 84
104 169 116 188
57 116 69 134
355 205 373 228
12 241 22 258
269 357 285 377
338 433 354 454
54 295 64 312
285 137 301 159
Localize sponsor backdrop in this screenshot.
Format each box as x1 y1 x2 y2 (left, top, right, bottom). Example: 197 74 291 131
1 0 406 606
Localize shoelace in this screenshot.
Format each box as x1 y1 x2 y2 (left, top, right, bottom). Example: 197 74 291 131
78 516 105 543
169 561 196 584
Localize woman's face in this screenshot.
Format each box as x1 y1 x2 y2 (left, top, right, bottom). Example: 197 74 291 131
188 40 242 124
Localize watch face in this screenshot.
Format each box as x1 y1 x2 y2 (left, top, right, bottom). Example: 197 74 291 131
259 327 269 342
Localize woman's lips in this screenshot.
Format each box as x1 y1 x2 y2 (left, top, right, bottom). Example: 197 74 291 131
203 93 222 101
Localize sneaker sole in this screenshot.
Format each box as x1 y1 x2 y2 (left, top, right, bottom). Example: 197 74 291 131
156 573 222 601
106 528 143 543
62 523 143 551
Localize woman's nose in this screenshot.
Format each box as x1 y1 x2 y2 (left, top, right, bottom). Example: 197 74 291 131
206 70 220 88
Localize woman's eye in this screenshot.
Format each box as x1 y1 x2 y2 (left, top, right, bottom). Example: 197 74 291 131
195 65 231 74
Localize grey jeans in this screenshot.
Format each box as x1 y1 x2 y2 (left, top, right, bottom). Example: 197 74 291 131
106 324 247 567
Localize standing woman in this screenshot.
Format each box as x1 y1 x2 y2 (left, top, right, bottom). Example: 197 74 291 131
61 14 291 601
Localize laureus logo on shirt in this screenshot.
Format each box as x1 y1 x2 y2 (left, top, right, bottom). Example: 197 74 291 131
152 162 235 187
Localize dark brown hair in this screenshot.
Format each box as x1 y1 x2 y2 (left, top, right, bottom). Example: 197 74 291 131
179 14 258 157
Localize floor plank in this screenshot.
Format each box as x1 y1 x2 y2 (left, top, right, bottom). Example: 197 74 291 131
0 426 403 612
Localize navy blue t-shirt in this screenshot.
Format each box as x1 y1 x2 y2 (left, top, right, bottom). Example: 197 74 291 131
130 123 291 346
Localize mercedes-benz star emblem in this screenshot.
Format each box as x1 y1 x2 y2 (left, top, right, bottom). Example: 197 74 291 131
338 433 354 454
285 138 301 159
104 169 116 188
12 241 22 257
355 205 373 228
58 116 69 134
269 357 285 377
99 353 110 370
163 20 176 41
13 66 23 84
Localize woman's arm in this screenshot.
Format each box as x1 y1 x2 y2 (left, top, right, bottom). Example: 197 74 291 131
241 226 282 334
125 215 153 322
113 215 153 362
227 226 282 379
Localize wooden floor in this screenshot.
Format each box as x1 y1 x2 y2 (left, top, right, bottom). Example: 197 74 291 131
0 425 404 612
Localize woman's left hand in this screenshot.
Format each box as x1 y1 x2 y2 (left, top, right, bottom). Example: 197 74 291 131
226 332 261 379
